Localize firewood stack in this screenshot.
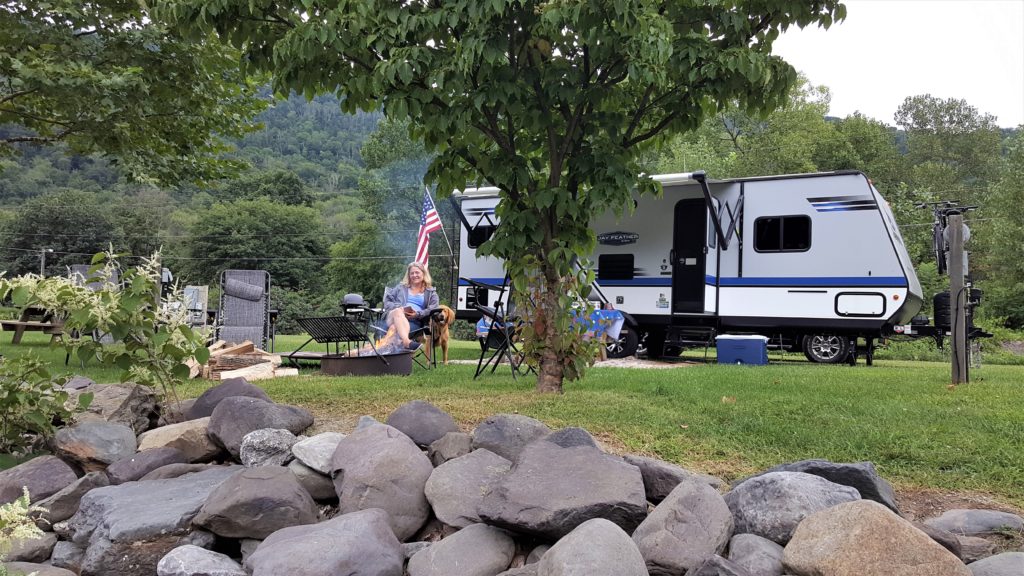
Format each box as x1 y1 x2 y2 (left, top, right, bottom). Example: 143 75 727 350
187 340 299 381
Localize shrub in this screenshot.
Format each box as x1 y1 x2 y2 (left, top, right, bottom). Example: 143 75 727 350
0 356 90 455
0 488 44 576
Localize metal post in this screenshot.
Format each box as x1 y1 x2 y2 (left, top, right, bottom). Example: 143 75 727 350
948 213 968 384
39 248 53 276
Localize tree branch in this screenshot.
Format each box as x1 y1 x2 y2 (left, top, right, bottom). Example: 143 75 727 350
0 89 37 105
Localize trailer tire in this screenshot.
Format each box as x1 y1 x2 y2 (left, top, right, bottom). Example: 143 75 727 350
802 334 851 364
605 327 639 359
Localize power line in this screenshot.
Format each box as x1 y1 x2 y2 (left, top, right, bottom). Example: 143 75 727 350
0 246 453 262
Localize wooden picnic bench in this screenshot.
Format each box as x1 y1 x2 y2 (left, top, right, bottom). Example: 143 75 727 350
0 307 64 344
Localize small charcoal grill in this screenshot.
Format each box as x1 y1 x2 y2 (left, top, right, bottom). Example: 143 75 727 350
321 350 414 376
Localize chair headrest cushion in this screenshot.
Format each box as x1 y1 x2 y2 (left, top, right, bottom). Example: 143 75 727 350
223 278 265 301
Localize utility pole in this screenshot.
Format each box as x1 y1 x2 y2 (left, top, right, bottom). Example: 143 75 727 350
948 213 968 384
39 248 53 277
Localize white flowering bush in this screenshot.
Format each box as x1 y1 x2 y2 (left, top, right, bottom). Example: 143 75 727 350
0 488 44 576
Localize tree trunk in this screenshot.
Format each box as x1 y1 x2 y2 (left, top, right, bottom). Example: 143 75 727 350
533 259 565 394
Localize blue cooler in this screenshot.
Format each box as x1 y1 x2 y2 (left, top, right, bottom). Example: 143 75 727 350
716 335 769 365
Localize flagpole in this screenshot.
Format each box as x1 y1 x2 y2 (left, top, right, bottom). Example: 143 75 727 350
426 186 455 261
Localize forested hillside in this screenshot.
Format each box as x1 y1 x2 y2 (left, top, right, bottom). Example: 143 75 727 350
1 84 1022 332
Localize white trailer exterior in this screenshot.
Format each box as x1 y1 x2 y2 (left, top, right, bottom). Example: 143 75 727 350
452 171 924 363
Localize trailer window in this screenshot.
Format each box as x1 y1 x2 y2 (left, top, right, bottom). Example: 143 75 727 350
754 216 811 252
598 254 635 280
467 225 496 248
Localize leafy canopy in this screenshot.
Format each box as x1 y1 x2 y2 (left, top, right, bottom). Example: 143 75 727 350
160 0 845 391
0 0 266 184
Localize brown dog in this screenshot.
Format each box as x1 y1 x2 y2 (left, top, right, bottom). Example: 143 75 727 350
428 304 455 365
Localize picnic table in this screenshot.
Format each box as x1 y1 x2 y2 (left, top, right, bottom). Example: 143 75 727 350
0 307 63 344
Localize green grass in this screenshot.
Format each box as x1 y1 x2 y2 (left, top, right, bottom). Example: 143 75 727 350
4 331 1024 507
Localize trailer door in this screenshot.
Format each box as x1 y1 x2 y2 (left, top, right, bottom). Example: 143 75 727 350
672 198 707 313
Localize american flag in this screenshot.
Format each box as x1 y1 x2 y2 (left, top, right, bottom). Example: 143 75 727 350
415 190 442 265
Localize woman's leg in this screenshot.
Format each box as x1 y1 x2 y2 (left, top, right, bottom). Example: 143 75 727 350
387 308 411 345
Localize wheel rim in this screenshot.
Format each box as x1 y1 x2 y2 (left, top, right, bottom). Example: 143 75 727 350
810 335 843 360
606 334 626 355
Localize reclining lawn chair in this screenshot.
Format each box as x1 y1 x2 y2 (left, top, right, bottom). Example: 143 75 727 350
464 276 532 379
216 270 271 350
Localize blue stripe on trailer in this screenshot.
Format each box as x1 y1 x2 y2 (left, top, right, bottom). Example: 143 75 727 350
461 276 907 288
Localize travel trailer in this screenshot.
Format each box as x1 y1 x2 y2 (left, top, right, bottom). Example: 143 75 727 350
451 171 928 364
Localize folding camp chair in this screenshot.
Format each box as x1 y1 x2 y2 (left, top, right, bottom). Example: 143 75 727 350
216 270 271 350
464 277 532 379
369 307 441 370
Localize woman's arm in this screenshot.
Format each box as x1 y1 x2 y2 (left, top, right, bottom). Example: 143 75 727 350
383 285 403 313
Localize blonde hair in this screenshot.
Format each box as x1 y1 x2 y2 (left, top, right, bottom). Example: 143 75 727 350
401 262 433 288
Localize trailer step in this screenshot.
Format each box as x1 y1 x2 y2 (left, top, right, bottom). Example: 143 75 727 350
664 326 718 361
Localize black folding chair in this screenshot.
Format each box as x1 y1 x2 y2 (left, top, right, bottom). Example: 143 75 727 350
370 308 442 370
286 316 387 367
463 277 532 379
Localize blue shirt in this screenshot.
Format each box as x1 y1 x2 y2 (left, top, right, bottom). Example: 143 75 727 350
407 293 425 312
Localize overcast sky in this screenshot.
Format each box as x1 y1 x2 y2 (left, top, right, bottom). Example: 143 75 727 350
772 0 1024 128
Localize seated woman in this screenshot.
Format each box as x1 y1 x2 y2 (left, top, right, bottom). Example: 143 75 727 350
383 262 440 350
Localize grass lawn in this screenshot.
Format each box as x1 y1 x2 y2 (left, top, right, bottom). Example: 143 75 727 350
3 331 1023 508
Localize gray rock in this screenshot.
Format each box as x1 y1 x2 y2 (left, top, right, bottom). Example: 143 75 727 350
244 508 403 576
538 518 648 576
543 427 599 449
331 424 433 541
499 567 539 576
727 534 784 576
924 509 1024 536
425 449 511 528
479 439 647 539
402 541 432 560
741 459 899 513
526 544 550 564
724 471 860 544
623 454 725 502
472 414 551 461
138 417 221 463
141 463 221 481
157 398 197 426
968 552 1024 576
958 535 996 563
50 520 72 539
386 400 460 447
107 447 188 484
355 415 381 430
408 523 516 576
50 540 85 572
287 459 337 501
185 377 270 420
632 478 734 575
5 532 57 563
239 428 298 467
290 432 345 474
207 397 313 460
64 375 96 390
428 431 473 466
193 466 318 539
783 500 970 576
914 521 963 559
685 555 752 576
157 545 247 576
52 421 138 472
67 383 158 434
65 465 239 576
0 455 78 505
1 562 77 576
238 539 261 564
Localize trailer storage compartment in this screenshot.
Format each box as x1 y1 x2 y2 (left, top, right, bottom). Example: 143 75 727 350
716 335 769 365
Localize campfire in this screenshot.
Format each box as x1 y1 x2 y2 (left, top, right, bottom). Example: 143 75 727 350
347 324 407 357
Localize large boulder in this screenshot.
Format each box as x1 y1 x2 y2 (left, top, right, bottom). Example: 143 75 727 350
386 400 460 447
106 447 188 484
685 555 752 576
632 478 734 575
141 463 220 481
290 432 345 474
157 545 247 576
65 465 239 576
623 454 725 502
5 532 57 563
472 414 551 461
33 472 110 526
428 432 473 466
193 466 318 539
0 455 78 504
742 459 899 513
543 427 600 450
137 417 221 463
185 377 270 420
967 552 1024 576
239 428 298 468
50 541 85 573
914 522 964 559
727 534 784 576
537 518 648 576
330 424 433 541
67 383 158 434
407 523 516 576
958 536 996 563
924 509 1024 536
244 508 404 576
479 437 647 539
782 499 971 576
1 562 77 576
52 421 138 472
207 397 313 459
287 460 337 501
724 471 860 544
424 449 511 528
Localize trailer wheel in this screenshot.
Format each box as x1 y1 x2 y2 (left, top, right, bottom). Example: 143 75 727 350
802 334 851 364
605 327 639 359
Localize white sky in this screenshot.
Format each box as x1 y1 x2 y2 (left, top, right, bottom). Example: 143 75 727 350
773 0 1024 128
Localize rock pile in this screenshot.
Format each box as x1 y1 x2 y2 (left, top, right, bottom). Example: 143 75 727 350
2 379 1021 576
